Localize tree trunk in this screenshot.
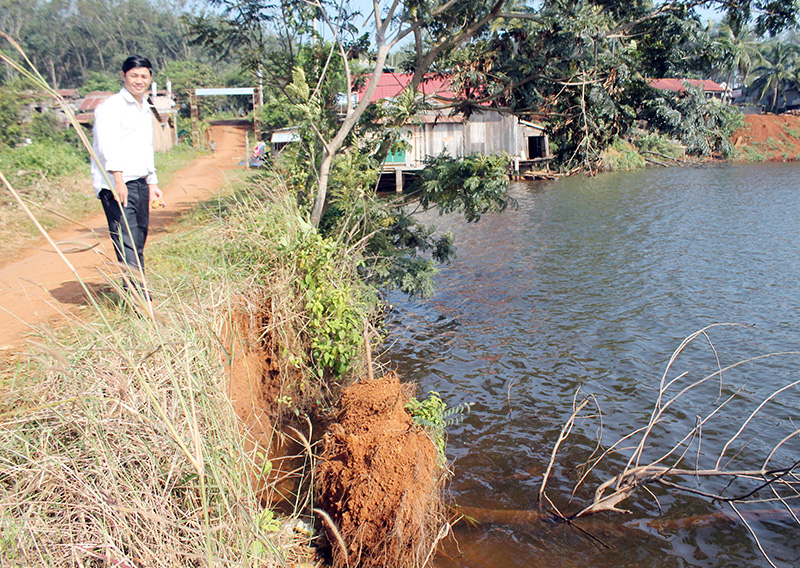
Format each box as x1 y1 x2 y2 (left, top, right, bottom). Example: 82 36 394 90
311 147 333 227
773 84 778 111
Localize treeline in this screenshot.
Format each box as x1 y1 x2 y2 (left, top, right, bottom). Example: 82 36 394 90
0 0 196 88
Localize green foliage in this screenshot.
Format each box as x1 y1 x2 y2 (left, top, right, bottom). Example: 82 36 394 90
282 220 372 378
80 70 119 95
0 87 22 146
159 60 220 99
601 138 646 171
405 391 471 459
633 132 685 158
5 0 195 89
747 41 800 112
642 84 744 157
0 140 86 181
411 153 514 223
316 151 513 298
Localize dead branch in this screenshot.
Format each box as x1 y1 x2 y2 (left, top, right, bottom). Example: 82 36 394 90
540 324 800 566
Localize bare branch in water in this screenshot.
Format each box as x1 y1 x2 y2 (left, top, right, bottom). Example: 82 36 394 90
540 324 800 566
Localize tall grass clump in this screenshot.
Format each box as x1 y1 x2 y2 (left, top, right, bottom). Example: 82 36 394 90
0 292 312 566
600 138 646 171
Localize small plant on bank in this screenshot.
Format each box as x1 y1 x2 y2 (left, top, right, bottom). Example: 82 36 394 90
287 220 373 379
405 391 471 459
633 132 684 158
601 138 646 171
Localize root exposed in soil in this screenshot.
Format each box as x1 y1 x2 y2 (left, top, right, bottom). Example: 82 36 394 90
315 372 447 568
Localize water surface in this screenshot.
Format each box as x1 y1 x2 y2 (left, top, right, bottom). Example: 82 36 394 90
382 163 800 567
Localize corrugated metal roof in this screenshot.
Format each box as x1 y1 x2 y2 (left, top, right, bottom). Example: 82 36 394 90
78 91 114 112
57 88 80 99
357 73 457 103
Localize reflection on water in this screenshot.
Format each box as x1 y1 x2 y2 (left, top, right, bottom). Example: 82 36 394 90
381 163 800 567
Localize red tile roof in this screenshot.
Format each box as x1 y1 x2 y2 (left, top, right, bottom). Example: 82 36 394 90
649 78 726 93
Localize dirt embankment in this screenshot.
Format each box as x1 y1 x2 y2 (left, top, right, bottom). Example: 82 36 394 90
227 305 447 568
732 113 800 161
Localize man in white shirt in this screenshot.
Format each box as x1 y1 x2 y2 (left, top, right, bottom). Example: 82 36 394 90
91 55 163 283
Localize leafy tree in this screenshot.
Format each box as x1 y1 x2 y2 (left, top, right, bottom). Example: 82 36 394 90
712 21 760 88
158 60 221 100
641 83 744 157
445 0 798 170
4 0 198 88
189 0 515 227
80 70 119 95
0 84 22 145
748 40 800 111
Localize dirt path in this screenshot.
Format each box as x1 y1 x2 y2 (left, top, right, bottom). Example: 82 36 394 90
0 121 251 352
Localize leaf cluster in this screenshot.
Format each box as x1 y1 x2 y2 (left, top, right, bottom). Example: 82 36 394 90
317 150 513 298
641 83 744 157
281 219 374 379
405 391 471 459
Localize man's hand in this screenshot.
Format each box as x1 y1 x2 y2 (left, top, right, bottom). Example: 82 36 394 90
149 185 165 209
113 172 128 207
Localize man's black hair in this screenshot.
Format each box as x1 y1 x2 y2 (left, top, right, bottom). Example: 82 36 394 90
122 55 153 75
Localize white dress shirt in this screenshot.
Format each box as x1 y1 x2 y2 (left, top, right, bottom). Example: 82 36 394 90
91 88 158 196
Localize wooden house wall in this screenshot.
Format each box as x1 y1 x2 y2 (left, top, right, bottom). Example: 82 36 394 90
152 115 175 152
399 111 547 167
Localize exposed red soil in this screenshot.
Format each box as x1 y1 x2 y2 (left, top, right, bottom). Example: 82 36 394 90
732 113 800 160
0 121 249 352
315 372 445 568
224 302 311 511
226 315 447 567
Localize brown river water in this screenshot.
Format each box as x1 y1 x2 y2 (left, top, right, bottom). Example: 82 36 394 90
381 163 800 567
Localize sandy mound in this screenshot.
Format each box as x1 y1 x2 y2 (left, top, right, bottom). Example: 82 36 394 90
315 373 446 568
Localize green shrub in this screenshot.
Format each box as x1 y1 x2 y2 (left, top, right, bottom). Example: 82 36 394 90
289 220 373 379
601 138 646 171
4 140 86 180
633 132 684 158
405 391 471 459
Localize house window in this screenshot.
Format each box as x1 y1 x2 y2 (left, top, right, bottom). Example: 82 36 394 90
528 136 546 159
385 147 406 164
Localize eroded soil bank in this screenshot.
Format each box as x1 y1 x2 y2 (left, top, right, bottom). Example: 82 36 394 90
226 307 447 568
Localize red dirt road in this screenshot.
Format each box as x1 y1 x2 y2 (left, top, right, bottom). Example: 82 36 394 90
0 122 250 352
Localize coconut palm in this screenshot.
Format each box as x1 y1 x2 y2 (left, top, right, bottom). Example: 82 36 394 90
713 21 760 88
748 40 800 112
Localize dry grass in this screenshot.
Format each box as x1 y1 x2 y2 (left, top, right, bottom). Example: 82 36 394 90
0 276 314 567
0 168 319 566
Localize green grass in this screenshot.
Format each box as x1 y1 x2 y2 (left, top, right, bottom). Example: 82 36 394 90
601 139 647 171
783 126 800 139
736 143 768 162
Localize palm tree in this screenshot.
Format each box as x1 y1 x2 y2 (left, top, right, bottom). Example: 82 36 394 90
748 40 800 112
713 21 760 89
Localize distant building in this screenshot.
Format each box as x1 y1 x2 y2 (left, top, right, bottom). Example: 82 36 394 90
76 90 176 151
649 78 728 100
354 73 550 170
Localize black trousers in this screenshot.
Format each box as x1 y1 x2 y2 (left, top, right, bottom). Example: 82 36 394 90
99 178 150 273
